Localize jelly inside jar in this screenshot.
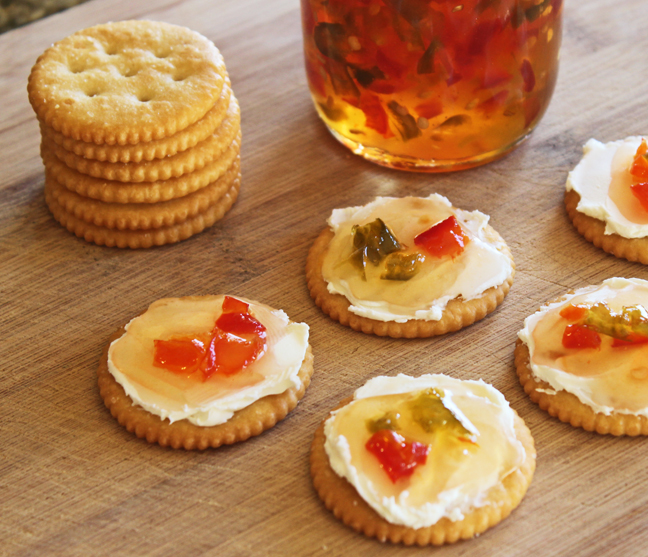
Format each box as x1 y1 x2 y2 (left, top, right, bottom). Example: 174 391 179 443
300 0 563 171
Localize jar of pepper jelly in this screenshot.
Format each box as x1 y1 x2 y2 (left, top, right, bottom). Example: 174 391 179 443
300 0 563 172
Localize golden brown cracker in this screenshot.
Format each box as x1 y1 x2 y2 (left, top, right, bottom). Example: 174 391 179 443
40 80 233 163
98 325 314 450
41 132 241 204
45 156 240 230
305 227 514 338
310 397 535 545
515 339 648 436
45 178 240 248
565 189 648 265
42 93 241 182
27 20 227 145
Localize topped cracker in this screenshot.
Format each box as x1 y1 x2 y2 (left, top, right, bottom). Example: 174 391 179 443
28 20 227 145
306 194 514 337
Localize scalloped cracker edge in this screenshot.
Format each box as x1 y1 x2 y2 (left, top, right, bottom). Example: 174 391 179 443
305 227 514 338
310 397 535 545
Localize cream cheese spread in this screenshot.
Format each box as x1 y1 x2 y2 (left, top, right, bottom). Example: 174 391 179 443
518 277 648 416
322 194 512 322
323 374 525 528
566 136 648 238
107 296 309 426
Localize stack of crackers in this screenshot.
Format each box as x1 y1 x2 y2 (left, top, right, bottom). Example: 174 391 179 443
27 20 241 248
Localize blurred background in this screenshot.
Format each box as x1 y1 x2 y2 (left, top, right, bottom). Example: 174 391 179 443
1 0 88 33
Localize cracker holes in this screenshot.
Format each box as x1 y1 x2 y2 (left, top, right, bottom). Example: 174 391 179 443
153 48 171 59
104 44 119 56
172 70 191 82
137 91 154 103
122 68 139 78
68 62 86 74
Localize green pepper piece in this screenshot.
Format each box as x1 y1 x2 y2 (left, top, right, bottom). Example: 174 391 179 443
350 218 402 278
625 305 648 338
417 39 441 75
313 23 347 62
408 388 477 443
525 0 551 22
353 66 386 88
437 114 471 129
366 411 401 434
387 101 421 141
317 101 346 122
585 303 631 339
381 252 424 281
583 303 648 340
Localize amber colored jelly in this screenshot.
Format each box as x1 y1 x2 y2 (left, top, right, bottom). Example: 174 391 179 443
301 0 562 171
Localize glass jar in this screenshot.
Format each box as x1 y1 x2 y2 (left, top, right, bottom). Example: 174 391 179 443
301 0 563 172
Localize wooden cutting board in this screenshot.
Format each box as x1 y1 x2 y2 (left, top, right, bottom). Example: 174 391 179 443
2 0 648 555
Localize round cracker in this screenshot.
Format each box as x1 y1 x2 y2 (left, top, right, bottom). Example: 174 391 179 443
45 156 240 230
310 397 535 545
305 227 514 338
27 20 227 145
98 323 314 450
42 93 241 183
515 339 648 436
565 189 648 265
41 131 241 204
40 80 233 163
45 177 240 248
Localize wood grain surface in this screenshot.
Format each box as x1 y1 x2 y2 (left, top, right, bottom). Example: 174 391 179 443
2 0 648 555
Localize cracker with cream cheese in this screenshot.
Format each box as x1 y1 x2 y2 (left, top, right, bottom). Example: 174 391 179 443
565 137 648 264
310 375 535 545
306 195 514 338
515 278 648 436
98 296 314 449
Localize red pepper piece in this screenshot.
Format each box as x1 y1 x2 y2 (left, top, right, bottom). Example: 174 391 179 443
414 216 469 258
376 49 407 80
468 19 502 57
478 90 508 114
205 305 267 378
153 297 267 380
562 324 601 349
359 92 391 136
612 333 648 348
217 311 267 336
221 295 249 314
153 338 206 374
630 140 648 181
415 99 443 120
203 332 265 378
520 59 536 93
630 183 648 212
559 304 588 321
365 429 429 483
